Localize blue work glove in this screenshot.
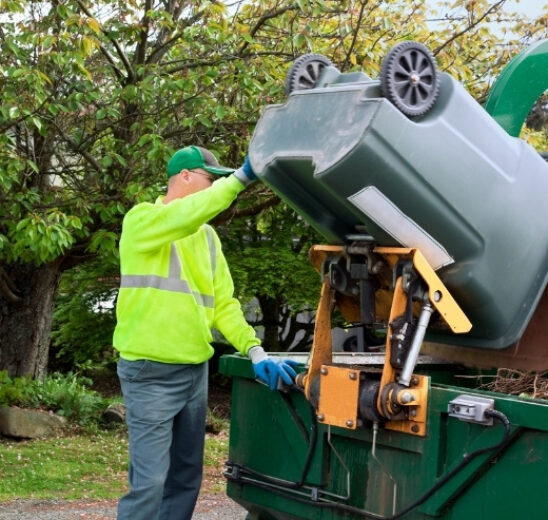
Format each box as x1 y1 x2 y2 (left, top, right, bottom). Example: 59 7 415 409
234 156 258 186
248 346 299 390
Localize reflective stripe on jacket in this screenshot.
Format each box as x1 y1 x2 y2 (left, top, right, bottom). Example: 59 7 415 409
113 175 260 364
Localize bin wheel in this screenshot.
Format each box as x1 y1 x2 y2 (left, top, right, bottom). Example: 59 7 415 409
285 54 333 95
380 41 439 117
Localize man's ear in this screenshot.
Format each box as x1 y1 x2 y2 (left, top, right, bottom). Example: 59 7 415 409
179 169 192 183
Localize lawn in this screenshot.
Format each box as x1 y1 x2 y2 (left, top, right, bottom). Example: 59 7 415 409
0 429 229 501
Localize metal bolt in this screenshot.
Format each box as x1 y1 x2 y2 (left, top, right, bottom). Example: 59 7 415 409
400 391 415 404
349 372 357 380
372 261 383 274
433 290 442 302
409 408 417 417
411 377 419 386
346 419 354 428
317 413 325 422
411 424 420 433
320 367 328 375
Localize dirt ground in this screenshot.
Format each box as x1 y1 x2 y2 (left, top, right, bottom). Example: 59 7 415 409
0 494 248 519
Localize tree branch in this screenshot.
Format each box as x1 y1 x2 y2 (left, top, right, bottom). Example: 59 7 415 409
74 0 134 83
49 120 103 173
164 50 293 75
341 0 369 72
238 3 299 56
211 192 280 227
432 0 507 56
232 193 280 218
146 6 210 65
133 0 153 69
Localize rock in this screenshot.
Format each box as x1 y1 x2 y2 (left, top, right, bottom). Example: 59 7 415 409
0 407 66 439
102 403 125 424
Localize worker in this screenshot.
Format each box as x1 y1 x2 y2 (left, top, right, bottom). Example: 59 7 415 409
113 145 298 520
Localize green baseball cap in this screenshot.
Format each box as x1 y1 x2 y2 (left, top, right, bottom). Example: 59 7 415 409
166 146 234 178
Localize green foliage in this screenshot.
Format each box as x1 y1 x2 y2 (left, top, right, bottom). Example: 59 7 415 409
223 205 321 310
220 202 321 349
40 373 107 424
0 371 108 425
0 371 36 407
50 261 118 370
1 0 546 372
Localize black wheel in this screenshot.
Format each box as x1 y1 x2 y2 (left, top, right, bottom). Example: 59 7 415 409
285 54 333 95
380 41 439 117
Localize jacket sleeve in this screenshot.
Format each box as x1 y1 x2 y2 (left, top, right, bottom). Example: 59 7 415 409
211 232 261 356
123 175 244 253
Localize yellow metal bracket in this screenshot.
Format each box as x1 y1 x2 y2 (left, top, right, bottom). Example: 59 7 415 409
299 277 335 401
374 247 472 334
383 375 429 436
374 247 471 436
317 365 361 430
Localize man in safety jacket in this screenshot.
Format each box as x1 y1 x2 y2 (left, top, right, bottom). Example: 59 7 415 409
113 145 298 520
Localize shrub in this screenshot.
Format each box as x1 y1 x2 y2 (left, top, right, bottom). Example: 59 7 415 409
50 263 118 372
0 371 109 426
0 371 41 408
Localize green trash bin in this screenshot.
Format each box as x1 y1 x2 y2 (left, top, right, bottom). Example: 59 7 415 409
249 45 548 350
220 353 548 520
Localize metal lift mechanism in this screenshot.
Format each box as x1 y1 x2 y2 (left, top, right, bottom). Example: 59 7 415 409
296 243 472 436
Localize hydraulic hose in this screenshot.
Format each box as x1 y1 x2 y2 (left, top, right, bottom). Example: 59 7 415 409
226 408 513 520
226 387 318 490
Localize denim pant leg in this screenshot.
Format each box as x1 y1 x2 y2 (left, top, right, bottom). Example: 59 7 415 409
117 359 207 520
160 363 208 520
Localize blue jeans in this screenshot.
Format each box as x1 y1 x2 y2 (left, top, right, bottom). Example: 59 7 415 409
117 359 208 520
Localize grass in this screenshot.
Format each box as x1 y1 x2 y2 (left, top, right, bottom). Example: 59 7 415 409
0 428 229 501
203 431 231 494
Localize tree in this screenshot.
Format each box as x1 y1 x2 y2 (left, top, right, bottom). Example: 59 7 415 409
49 259 119 372
0 0 538 378
220 196 323 351
0 0 293 378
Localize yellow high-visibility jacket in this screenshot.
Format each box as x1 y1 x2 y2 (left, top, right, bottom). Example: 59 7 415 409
113 175 260 364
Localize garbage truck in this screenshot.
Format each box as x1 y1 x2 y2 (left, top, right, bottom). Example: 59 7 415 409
219 39 548 519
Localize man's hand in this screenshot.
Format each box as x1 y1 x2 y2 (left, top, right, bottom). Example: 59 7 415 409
248 346 299 390
234 156 257 186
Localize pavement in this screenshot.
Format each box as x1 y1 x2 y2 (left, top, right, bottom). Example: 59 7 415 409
0 494 248 520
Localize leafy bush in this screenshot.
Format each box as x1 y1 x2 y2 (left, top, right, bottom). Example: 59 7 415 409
0 371 41 408
0 371 109 425
50 262 118 372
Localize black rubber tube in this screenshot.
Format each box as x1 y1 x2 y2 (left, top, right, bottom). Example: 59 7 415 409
226 408 512 519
